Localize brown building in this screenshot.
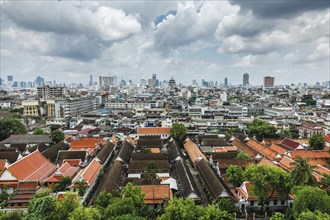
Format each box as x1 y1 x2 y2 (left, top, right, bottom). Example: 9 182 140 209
264 76 275 88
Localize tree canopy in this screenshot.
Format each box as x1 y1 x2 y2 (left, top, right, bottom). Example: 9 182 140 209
33 128 48 135
170 123 188 142
244 164 292 208
0 118 26 141
309 134 325 150
50 130 65 143
291 186 330 219
246 119 276 140
226 165 244 187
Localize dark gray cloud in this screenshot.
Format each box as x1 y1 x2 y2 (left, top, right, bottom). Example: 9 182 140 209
230 0 330 19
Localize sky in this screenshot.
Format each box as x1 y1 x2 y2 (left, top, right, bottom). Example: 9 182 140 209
0 0 329 86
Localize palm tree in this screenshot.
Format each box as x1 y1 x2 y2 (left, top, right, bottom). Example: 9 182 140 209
290 156 317 186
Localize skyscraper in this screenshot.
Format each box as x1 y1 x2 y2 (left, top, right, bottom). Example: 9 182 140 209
89 75 93 86
34 76 45 87
224 77 228 87
243 73 249 86
264 76 275 88
169 77 176 89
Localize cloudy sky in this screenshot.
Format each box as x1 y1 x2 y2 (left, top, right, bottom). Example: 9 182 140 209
1 0 329 86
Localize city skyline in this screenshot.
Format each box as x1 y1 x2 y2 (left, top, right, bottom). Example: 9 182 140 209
1 1 329 85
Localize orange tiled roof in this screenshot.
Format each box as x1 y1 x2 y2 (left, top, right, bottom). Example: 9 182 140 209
308 159 329 168
314 165 330 175
71 139 100 149
246 140 280 161
140 184 172 204
213 146 238 152
278 156 296 172
324 135 330 143
0 160 6 173
231 138 257 158
79 159 101 186
7 151 56 182
137 127 171 135
183 138 207 162
269 143 287 155
59 162 80 177
313 172 324 182
289 151 330 160
62 159 81 166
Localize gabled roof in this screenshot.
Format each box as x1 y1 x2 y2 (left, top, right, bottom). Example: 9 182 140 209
137 136 161 148
278 156 296 172
128 160 169 173
140 184 172 204
195 159 231 200
269 143 287 155
96 141 115 164
0 149 20 164
42 141 69 162
43 162 80 183
217 159 254 171
56 150 87 165
74 159 101 186
324 134 330 143
131 153 166 161
231 138 258 159
246 140 281 161
210 151 239 160
183 138 206 163
70 137 101 149
172 159 201 200
289 151 330 160
167 138 183 163
116 141 134 164
7 150 57 182
279 138 301 151
99 160 124 193
0 135 52 144
137 127 171 135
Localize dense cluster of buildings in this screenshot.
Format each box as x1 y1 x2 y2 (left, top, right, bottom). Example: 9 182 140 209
0 73 329 215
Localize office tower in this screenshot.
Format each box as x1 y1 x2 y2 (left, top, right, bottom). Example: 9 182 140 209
169 77 176 89
243 73 249 86
192 79 197 86
7 75 13 87
224 78 228 87
264 76 275 88
99 76 111 91
152 74 157 80
34 76 45 87
89 75 93 86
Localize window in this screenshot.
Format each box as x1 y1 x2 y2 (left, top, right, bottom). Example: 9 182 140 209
265 201 270 206
281 200 285 205
274 200 278 206
250 201 255 206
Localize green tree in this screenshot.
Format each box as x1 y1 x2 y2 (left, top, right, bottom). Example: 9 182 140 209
247 119 276 140
33 128 47 135
309 134 325 150
226 165 244 187
291 186 330 219
301 95 316 106
109 214 146 220
320 174 330 194
159 198 204 220
0 118 26 141
105 197 136 217
50 130 64 143
94 191 113 209
217 198 236 214
0 211 24 220
235 151 250 160
244 164 292 208
200 204 234 220
170 123 188 142
121 182 145 214
56 192 80 219
53 176 72 192
74 179 87 197
291 156 317 186
144 161 159 182
298 210 330 220
68 206 101 220
26 195 58 220
270 212 285 220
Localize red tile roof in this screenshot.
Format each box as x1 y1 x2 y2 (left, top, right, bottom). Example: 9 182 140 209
280 138 303 150
62 159 81 166
231 138 257 158
258 158 278 168
137 127 171 135
140 184 172 204
269 143 287 155
75 159 101 186
7 151 56 183
0 160 6 173
183 138 207 162
213 146 238 152
324 135 330 143
71 139 100 149
314 165 330 176
278 156 296 172
289 151 330 160
246 140 281 161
